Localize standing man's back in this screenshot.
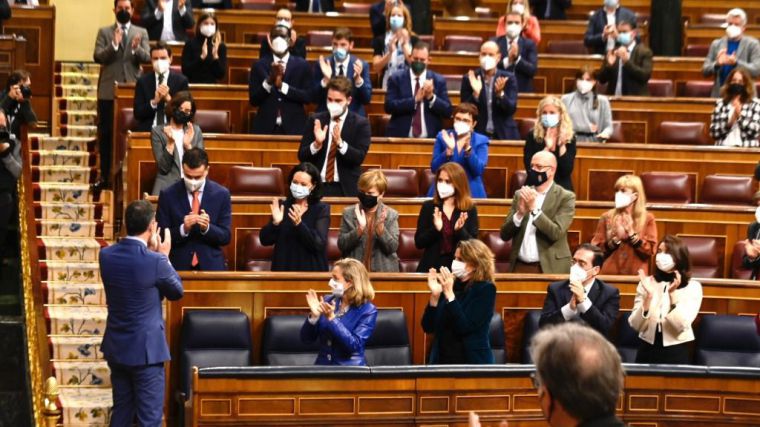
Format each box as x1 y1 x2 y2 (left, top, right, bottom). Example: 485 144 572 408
100 200 182 427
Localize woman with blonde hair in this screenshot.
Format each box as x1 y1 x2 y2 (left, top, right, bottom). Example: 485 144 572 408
591 175 657 275
338 170 400 272
709 66 760 147
523 95 576 191
422 239 497 364
496 0 541 45
372 4 418 89
301 258 378 366
415 162 479 272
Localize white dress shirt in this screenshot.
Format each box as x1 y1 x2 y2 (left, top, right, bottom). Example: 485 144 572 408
156 0 188 42
262 52 291 96
561 279 595 320
112 22 132 51
150 71 170 127
407 69 437 138
171 127 185 177
179 180 208 237
501 37 523 68
605 10 617 52
615 41 636 96
513 183 551 263
310 109 349 181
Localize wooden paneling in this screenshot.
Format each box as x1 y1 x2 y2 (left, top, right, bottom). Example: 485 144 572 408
3 5 55 130
684 25 760 53
0 35 27 89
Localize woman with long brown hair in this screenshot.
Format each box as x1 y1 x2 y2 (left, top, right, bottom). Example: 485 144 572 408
709 66 760 147
523 95 576 191
415 162 479 272
591 174 657 275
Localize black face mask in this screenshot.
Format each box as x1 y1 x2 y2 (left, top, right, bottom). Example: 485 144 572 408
728 83 746 98
525 169 548 187
653 268 676 284
116 9 131 24
357 192 379 210
172 109 193 125
20 86 31 99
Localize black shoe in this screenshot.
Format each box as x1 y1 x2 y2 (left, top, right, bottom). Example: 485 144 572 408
91 179 110 191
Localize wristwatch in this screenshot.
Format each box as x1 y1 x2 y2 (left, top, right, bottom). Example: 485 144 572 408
531 208 541 217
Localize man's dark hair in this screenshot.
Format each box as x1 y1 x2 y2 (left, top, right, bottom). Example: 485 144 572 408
576 243 605 268
114 0 131 8
453 103 479 120
182 148 209 169
326 76 353 98
270 24 292 40
412 41 430 53
150 40 172 57
125 200 155 236
6 69 30 91
617 18 637 30
333 27 353 42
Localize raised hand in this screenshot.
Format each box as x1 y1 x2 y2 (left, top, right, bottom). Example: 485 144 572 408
183 122 195 148
201 38 209 60
353 60 364 82
494 76 508 94
716 48 728 66
454 212 468 231
508 41 519 60
318 55 332 81
288 204 308 226
441 130 456 155
114 25 123 46
544 127 558 150
423 80 434 100
376 207 386 235
516 188 529 215
667 270 682 294
432 207 443 231
156 0 165 11
745 240 760 259
178 0 186 8
438 266 456 297
606 49 617 66
305 289 322 318
158 227 171 256
521 187 537 211
130 34 141 51
319 296 336 320
638 269 657 311
313 119 328 149
212 33 222 59
569 280 585 307
427 268 443 299
355 204 367 233
468 70 482 97
183 212 197 231
197 209 210 232
613 215 628 241
331 121 342 146
270 197 284 225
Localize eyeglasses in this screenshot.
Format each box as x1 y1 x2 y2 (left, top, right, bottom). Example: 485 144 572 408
529 372 541 389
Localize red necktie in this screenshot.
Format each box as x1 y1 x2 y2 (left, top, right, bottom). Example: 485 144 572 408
325 117 341 182
191 190 199 267
411 77 423 137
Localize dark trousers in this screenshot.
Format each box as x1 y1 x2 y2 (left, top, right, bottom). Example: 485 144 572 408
322 182 346 197
635 330 690 364
0 191 14 260
107 361 165 427
97 100 113 182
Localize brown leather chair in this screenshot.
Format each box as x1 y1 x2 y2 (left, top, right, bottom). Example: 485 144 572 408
241 230 273 271
684 44 709 57
397 229 423 272
341 2 372 13
679 236 721 278
326 230 341 269
682 81 713 98
443 74 462 92
475 7 493 18
648 79 674 97
508 170 526 198
371 115 390 137
443 35 482 52
515 118 535 140
480 231 512 273
115 108 138 169
546 40 588 54
699 13 725 25
640 172 694 203
227 166 284 196
382 169 419 197
419 168 435 197
730 240 754 280
194 110 231 133
240 0 276 9
307 30 333 47
700 175 755 206
656 121 710 145
607 121 625 143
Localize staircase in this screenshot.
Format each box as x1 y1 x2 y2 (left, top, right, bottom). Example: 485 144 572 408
36 62 112 426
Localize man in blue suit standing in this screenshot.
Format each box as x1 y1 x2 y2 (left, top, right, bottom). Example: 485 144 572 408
100 199 183 427
494 11 538 93
385 41 452 138
313 27 372 116
157 148 232 270
584 0 637 55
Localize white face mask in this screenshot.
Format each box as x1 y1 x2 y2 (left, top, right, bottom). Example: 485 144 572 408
437 182 455 199
726 24 742 39
153 59 170 75
184 177 204 193
480 55 497 71
577 79 594 94
453 120 471 136
276 19 292 29
271 37 289 55
655 252 676 272
451 259 468 279
755 205 760 223
328 278 344 298
569 263 588 283
506 23 522 39
511 3 525 15
289 182 311 199
326 101 346 118
199 24 216 38
614 191 635 209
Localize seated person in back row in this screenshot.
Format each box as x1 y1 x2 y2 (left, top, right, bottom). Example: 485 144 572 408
260 8 307 60
134 41 189 132
597 18 652 97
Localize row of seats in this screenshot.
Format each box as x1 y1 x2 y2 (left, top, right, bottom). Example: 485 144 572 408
243 227 747 279
179 309 760 398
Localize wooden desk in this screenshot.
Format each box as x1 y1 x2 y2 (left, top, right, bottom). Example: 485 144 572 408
684 24 760 53
3 5 55 130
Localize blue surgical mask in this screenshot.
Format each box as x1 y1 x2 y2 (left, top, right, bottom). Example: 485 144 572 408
541 113 560 128
617 32 631 46
289 182 311 200
333 47 348 62
389 15 404 31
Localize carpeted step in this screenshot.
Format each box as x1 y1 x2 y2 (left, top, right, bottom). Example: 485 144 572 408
59 111 98 127
55 73 98 87
45 282 104 306
58 97 97 112
33 136 94 152
56 85 98 99
41 261 101 283
46 305 107 336
36 183 96 203
35 165 95 185
53 360 110 387
56 62 101 75
59 388 112 426
39 237 103 263
38 219 100 238
38 202 99 222
49 336 104 361
59 124 98 139
34 150 93 167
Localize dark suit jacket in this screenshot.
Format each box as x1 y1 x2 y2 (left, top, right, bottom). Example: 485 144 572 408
259 37 307 60
579 414 626 427
0 0 10 33
99 238 183 366
181 36 227 83
0 94 37 137
421 280 496 364
312 54 372 116
598 43 653 96
460 68 519 140
743 221 760 278
414 200 479 272
259 200 330 271
298 111 371 197
300 296 378 365
530 0 571 20
156 179 232 270
133 71 189 131
249 55 313 135
384 69 452 137
191 0 232 8
142 0 195 41
538 278 621 337
583 6 637 55
494 35 538 93
295 0 334 12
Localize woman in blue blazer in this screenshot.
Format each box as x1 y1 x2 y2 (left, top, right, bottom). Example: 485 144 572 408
422 239 497 364
429 103 489 198
301 258 378 366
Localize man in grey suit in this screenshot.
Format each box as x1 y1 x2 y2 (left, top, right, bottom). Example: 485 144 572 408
703 8 760 97
93 0 150 189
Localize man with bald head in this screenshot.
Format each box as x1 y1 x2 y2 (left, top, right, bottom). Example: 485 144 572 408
501 151 575 273
460 41 519 140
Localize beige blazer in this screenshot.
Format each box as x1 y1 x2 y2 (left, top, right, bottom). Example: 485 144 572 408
628 279 703 347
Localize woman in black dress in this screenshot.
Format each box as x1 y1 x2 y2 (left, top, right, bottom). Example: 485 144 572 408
523 95 576 192
181 12 227 84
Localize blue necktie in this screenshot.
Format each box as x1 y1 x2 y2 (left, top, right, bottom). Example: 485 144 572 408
311 0 320 12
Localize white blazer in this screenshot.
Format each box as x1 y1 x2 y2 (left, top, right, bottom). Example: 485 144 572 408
629 279 703 347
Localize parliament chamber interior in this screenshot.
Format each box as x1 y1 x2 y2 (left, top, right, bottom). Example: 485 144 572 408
0 0 759 426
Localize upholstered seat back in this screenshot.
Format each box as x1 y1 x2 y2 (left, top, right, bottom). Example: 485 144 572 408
700 175 754 206
443 35 482 52
679 236 721 278
398 229 423 272
656 121 710 145
489 312 507 364
261 315 320 366
521 311 541 363
365 310 412 366
640 172 695 203
695 315 760 367
227 166 284 196
481 231 512 273
419 169 435 197
648 79 674 97
683 80 713 97
546 40 587 54
241 230 273 271
194 110 231 133
730 240 754 280
382 169 419 197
